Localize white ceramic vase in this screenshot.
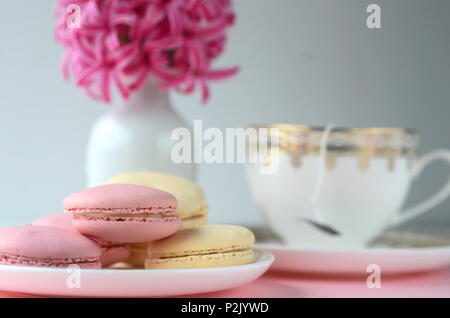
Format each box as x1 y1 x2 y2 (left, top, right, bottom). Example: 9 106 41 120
86 81 196 187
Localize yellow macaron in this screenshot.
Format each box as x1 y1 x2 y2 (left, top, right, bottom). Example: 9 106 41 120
108 172 208 229
145 225 255 269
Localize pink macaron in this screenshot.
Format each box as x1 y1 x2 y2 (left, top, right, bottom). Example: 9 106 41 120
0 225 101 269
32 214 129 267
32 213 74 232
63 184 181 243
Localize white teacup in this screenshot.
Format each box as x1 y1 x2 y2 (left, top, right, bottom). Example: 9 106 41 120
245 125 450 249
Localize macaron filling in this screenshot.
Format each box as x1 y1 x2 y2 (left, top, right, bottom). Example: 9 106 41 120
96 241 127 250
146 249 255 268
182 213 206 222
69 209 178 223
150 246 254 260
93 238 128 251
0 252 101 268
179 205 208 229
66 206 176 213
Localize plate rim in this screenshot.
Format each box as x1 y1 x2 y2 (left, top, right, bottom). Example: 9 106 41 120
256 243 450 275
255 242 450 255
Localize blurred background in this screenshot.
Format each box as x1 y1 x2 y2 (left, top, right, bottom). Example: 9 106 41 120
0 0 449 229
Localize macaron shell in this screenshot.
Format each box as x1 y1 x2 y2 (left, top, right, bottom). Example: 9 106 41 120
63 184 177 213
33 214 129 267
107 172 207 221
100 246 130 267
145 249 255 269
0 225 101 259
72 217 181 243
32 214 74 232
147 225 255 258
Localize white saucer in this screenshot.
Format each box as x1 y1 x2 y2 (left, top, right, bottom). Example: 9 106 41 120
255 243 450 275
0 250 273 297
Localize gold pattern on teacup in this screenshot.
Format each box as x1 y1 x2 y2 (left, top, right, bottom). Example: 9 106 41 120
246 125 417 171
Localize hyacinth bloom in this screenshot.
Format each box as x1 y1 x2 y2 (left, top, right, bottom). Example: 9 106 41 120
55 0 238 103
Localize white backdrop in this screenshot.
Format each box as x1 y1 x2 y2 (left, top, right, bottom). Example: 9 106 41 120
0 0 450 229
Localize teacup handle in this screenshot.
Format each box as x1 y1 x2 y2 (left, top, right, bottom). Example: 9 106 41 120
390 149 450 226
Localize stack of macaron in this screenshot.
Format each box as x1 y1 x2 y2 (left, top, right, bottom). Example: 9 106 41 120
107 172 255 269
0 172 256 270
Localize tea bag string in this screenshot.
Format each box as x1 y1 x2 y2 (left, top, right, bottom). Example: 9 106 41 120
310 124 336 223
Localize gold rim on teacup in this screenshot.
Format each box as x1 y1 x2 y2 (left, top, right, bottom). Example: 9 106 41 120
244 124 418 171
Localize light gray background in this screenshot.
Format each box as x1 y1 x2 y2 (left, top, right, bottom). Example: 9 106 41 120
0 1 449 229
